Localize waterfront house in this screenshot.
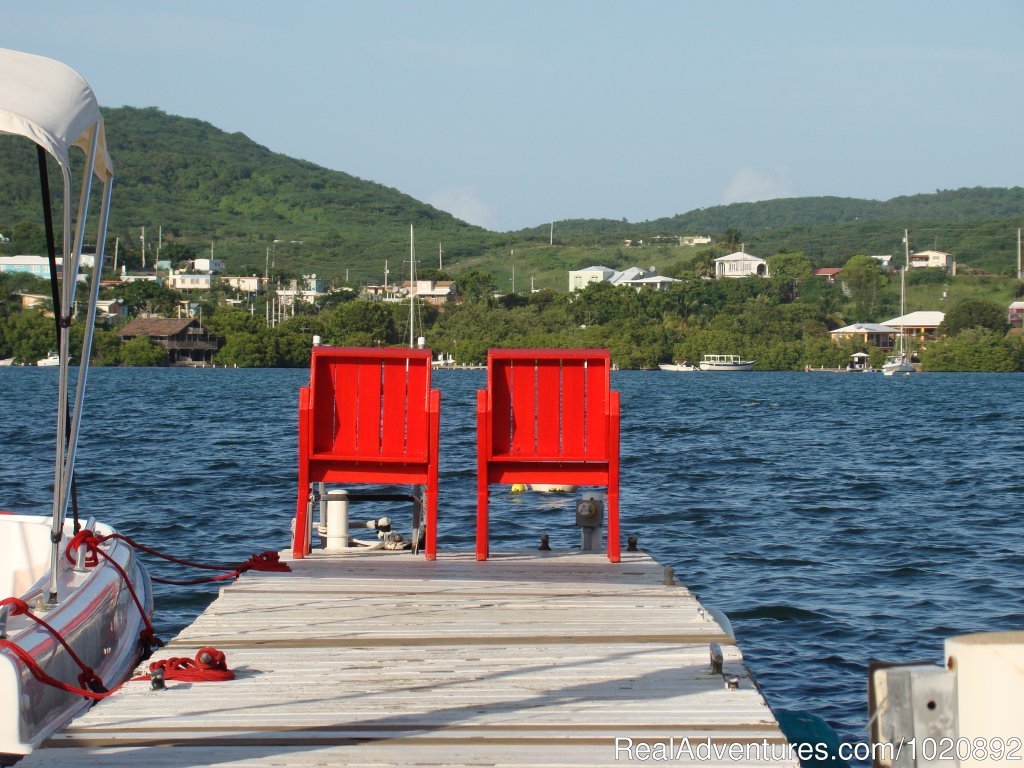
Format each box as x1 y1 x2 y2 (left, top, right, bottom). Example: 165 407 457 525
830 322 898 349
880 310 945 342
118 317 222 365
714 251 768 279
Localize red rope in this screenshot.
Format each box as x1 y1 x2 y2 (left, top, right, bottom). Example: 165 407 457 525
0 597 106 692
132 647 235 684
0 529 254 701
0 638 110 700
66 530 291 585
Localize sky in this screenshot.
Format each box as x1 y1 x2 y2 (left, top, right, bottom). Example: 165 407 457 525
3 1 1023 232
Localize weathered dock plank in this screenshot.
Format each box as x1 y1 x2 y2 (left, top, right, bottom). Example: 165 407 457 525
19 550 798 767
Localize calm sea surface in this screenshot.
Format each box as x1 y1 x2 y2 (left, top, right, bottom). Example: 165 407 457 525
2 367 1022 748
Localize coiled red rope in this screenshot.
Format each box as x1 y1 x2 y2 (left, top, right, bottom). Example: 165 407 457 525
132 647 235 684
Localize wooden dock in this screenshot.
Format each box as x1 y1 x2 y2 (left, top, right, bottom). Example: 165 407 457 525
20 550 797 767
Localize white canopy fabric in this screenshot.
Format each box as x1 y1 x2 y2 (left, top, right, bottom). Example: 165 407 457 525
0 48 112 179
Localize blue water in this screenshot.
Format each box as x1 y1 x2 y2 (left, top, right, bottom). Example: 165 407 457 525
2 367 1023 748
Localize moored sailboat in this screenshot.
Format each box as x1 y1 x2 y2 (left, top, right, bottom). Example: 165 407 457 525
882 229 916 376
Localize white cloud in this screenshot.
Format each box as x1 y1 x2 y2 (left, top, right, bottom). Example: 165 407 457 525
721 166 795 205
426 186 498 230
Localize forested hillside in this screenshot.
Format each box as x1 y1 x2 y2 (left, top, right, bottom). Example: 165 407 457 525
0 106 1021 280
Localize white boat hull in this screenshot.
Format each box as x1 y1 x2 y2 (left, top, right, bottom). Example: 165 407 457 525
699 361 754 371
882 356 915 376
0 514 153 756
658 363 698 372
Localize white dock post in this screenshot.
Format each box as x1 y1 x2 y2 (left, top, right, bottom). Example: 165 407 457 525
324 489 350 551
946 631 1024 766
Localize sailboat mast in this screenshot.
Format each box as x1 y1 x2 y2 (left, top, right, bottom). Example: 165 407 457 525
901 229 909 356
409 224 416 349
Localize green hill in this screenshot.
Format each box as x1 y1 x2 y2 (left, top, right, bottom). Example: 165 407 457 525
0 107 498 283
0 106 1021 283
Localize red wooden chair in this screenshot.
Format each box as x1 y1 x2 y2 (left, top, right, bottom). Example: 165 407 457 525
293 347 440 560
476 349 621 562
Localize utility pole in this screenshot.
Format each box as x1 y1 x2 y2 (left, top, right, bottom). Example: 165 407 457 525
550 221 553 246
438 242 443 270
1018 228 1022 280
140 226 145 269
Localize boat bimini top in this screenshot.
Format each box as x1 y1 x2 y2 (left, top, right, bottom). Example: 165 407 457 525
0 48 114 603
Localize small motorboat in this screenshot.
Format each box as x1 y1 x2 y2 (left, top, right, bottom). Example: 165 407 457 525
36 351 59 366
658 361 698 372
0 47 153 758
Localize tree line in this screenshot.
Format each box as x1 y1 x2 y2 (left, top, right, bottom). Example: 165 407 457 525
1 252 1021 372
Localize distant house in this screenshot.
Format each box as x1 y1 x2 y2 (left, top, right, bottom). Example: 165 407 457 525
168 272 213 291
17 293 50 312
95 298 128 325
568 265 678 292
118 317 222 365
714 251 768 279
619 274 680 291
222 275 265 293
881 310 945 342
404 280 457 305
0 255 57 278
569 265 617 291
830 322 899 349
870 255 894 271
814 267 843 284
909 250 952 271
1009 301 1024 329
192 258 226 274
679 235 712 247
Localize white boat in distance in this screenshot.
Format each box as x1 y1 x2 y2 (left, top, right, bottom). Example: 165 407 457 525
658 361 698 372
0 48 153 757
699 354 754 371
36 351 59 366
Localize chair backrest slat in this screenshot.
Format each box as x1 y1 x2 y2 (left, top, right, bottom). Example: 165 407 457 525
535 360 561 456
584 358 609 457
